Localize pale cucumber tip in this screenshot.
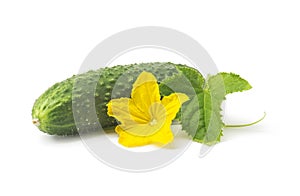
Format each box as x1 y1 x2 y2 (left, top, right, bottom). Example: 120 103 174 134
32 118 40 127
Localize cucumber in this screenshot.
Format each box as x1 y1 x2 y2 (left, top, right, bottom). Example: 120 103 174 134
32 62 202 136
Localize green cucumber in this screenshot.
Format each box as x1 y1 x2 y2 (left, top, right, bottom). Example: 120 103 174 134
32 62 200 136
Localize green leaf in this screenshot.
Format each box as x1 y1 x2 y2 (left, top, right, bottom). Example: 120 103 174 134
159 65 205 121
199 72 252 145
208 72 252 95
160 66 252 145
159 65 205 97
194 89 224 144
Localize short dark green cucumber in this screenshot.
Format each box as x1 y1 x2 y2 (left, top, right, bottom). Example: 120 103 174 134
32 62 203 136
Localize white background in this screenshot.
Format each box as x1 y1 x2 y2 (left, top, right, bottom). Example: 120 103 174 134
1 0 299 195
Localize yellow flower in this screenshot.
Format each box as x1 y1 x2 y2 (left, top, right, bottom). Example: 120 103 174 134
107 71 189 147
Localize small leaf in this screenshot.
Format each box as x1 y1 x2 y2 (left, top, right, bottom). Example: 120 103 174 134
208 72 252 95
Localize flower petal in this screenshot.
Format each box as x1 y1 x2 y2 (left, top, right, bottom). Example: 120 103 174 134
107 98 149 125
149 122 174 145
119 102 168 137
161 93 189 121
116 126 152 147
115 123 174 147
119 122 163 137
131 71 160 113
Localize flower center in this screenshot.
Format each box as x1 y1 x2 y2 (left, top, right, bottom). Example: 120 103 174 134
149 118 158 126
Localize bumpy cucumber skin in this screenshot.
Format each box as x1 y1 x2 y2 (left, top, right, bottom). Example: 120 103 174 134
32 62 192 135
